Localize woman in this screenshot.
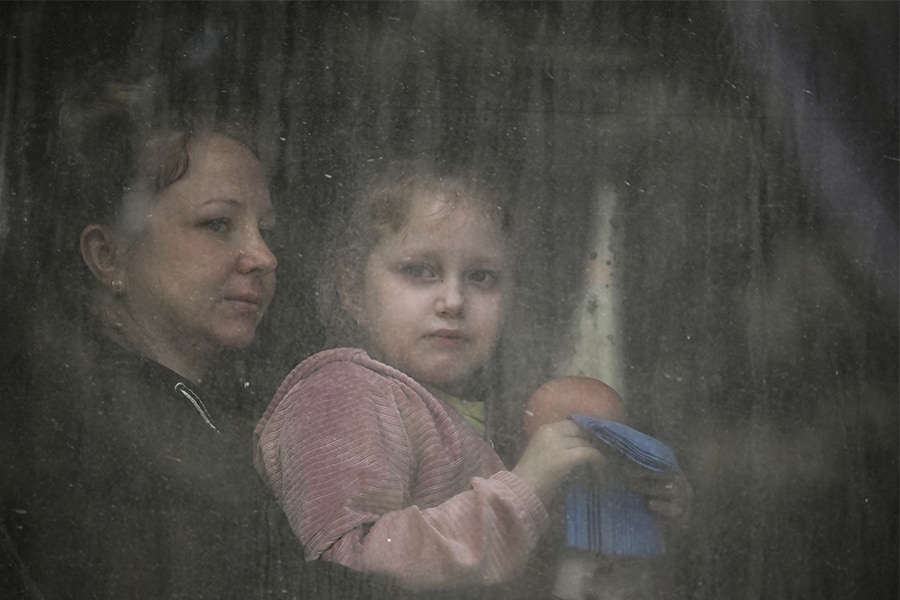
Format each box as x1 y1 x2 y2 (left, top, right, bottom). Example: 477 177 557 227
2 63 280 599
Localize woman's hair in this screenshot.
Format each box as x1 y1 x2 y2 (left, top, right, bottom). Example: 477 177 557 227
52 61 259 309
316 160 513 348
58 61 258 238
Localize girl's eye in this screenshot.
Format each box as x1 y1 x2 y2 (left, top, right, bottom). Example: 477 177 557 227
201 217 231 233
468 269 500 286
402 264 436 280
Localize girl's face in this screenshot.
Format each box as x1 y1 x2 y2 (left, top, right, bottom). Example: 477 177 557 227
119 134 277 361
351 195 509 393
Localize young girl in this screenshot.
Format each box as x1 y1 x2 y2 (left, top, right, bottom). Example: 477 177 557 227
254 162 609 594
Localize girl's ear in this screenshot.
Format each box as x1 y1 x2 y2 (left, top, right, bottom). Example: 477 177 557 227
336 265 365 326
80 224 124 286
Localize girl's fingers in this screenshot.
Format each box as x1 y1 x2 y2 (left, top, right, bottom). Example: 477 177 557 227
623 469 675 495
554 419 595 439
621 466 693 527
630 476 679 499
648 498 686 521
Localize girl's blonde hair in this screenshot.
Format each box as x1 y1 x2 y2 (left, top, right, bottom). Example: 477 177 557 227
317 159 512 348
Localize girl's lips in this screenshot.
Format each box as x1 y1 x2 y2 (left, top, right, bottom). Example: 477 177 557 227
427 329 466 345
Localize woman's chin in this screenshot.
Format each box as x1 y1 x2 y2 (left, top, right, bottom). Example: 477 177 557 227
212 327 259 351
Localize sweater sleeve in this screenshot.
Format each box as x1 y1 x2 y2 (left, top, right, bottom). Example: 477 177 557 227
255 361 548 591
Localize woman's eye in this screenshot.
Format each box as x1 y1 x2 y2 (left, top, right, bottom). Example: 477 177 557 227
402 264 435 280
259 223 276 244
201 217 231 233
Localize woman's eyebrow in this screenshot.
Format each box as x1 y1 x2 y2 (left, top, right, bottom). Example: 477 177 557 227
200 197 274 216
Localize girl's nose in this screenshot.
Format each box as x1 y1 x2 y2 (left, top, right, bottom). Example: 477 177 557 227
238 231 278 274
435 277 464 317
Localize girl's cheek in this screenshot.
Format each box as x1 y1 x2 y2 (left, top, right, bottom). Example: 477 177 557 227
495 293 512 318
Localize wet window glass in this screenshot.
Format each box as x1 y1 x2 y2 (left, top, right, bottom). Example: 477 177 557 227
1 3 896 599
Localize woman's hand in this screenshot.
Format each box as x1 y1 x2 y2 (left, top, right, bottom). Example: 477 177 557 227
512 419 606 507
621 461 693 530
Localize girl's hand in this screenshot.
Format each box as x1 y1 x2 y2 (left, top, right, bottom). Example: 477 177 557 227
621 461 693 530
512 419 606 507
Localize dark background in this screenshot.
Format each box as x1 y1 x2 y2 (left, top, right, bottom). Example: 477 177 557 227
1 2 897 599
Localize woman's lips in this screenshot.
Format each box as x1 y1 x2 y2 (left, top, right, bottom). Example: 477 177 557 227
226 293 263 312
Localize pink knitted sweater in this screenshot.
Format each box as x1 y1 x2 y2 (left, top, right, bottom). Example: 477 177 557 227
254 348 548 591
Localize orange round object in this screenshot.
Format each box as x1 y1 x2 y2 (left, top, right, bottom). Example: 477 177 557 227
523 376 626 439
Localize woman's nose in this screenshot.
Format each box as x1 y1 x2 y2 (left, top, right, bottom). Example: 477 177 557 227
237 230 278 274
435 277 464 317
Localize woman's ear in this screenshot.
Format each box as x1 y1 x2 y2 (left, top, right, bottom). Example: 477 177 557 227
80 224 124 286
336 265 365 326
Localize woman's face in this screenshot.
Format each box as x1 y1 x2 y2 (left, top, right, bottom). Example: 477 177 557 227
119 133 277 362
352 196 509 393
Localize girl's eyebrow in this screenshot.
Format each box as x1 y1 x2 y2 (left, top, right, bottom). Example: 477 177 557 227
467 249 506 263
397 248 507 268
